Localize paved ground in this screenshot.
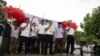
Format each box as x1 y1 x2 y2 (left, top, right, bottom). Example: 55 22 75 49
6 53 76 56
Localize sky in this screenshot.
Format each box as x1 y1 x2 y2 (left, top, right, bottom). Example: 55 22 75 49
4 0 100 31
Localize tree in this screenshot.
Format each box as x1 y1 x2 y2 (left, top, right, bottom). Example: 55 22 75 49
0 0 7 24
80 6 100 39
75 31 95 42
0 0 7 8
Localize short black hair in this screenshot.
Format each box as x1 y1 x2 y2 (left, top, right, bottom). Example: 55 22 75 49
58 22 62 24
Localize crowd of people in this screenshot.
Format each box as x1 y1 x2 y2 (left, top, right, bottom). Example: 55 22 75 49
0 16 100 56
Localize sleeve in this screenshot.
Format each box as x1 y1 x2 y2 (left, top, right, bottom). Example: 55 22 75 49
88 47 92 52
55 27 57 32
35 27 37 32
36 25 39 30
20 23 26 28
82 47 86 52
62 29 64 33
52 26 55 32
66 27 69 30
18 28 20 33
31 26 34 30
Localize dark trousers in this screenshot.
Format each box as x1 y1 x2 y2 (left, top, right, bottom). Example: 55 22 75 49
18 36 31 54
36 37 40 54
45 34 53 54
55 38 63 53
0 37 10 56
66 35 75 54
30 37 35 53
36 34 45 54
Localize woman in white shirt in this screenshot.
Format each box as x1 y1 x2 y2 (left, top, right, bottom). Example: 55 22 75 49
9 21 19 54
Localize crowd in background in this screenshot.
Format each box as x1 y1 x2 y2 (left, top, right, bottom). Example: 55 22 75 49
0 16 100 56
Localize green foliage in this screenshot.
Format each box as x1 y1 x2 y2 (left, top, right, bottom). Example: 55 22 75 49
0 0 7 25
0 0 7 8
0 3 4 8
76 6 100 43
75 31 95 42
80 6 100 39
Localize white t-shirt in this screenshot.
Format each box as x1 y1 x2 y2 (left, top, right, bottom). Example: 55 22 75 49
55 27 64 38
20 23 31 37
45 25 55 35
31 26 37 37
73 44 81 55
11 25 19 38
66 27 75 35
37 24 45 34
82 46 92 56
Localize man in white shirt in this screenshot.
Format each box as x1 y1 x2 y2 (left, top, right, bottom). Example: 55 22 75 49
66 20 75 55
44 20 55 55
55 22 64 54
82 43 92 56
30 20 37 54
36 19 46 54
18 18 31 54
